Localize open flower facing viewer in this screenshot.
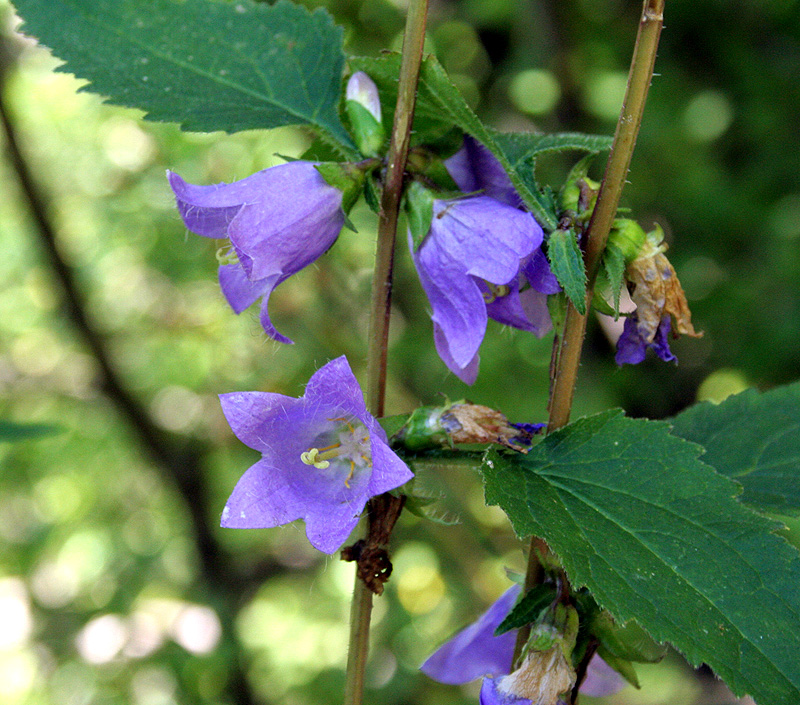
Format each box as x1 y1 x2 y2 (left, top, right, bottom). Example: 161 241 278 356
219 356 413 553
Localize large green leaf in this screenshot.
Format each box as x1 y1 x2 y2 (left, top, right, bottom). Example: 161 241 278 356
12 0 356 153
481 410 800 705
670 382 800 515
350 53 610 230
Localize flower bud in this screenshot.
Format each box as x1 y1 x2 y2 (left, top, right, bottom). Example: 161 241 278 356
346 71 385 157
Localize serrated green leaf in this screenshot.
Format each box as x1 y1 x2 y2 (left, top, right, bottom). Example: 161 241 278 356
547 229 587 314
13 0 357 154
602 242 626 317
0 421 60 442
670 382 800 515
494 584 556 636
481 410 800 705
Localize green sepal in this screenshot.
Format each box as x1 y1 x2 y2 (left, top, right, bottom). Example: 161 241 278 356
345 99 386 157
363 176 382 214
393 404 451 452
601 241 627 317
495 584 557 636
403 494 461 525
596 647 641 689
592 612 667 663
547 229 587 315
404 181 436 252
607 218 647 263
379 413 410 441
560 154 597 213
591 287 618 318
314 161 371 215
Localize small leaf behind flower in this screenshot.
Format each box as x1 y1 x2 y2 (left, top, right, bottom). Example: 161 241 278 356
547 229 587 314
494 584 557 636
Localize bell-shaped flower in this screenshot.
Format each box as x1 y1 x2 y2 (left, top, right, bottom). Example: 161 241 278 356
421 585 625 704
218 356 413 554
444 137 561 339
410 196 544 384
168 161 347 343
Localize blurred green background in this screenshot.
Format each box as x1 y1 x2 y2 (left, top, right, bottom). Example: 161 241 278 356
1 0 798 703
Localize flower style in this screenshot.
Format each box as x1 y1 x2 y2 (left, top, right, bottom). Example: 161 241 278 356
410 196 545 384
168 161 346 343
421 585 625 705
218 356 413 554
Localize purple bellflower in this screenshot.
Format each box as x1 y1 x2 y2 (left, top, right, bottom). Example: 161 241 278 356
445 136 524 209
410 196 545 384
168 161 346 344
218 356 413 554
421 585 625 705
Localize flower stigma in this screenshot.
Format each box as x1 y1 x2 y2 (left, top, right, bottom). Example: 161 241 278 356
215 244 239 266
300 419 372 488
482 282 511 304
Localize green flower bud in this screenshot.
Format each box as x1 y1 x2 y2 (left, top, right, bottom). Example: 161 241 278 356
607 218 648 264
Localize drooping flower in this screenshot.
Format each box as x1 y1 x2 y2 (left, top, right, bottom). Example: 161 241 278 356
168 161 347 343
218 356 413 554
421 585 625 704
613 227 701 365
410 196 545 384
443 136 562 351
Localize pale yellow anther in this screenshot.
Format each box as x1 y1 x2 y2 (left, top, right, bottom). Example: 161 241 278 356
300 448 330 469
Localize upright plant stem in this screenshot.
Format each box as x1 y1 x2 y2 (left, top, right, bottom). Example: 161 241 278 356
512 0 666 668
344 2 429 705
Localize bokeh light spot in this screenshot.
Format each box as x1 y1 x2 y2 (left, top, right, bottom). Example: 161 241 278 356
509 70 561 115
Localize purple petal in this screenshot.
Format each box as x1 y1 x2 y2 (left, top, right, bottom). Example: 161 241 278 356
303 356 368 421
421 585 521 684
218 263 270 314
445 136 524 209
523 250 561 295
225 162 344 281
615 314 676 365
430 198 542 284
414 231 489 370
580 655 626 697
219 391 302 453
433 323 480 384
168 170 249 238
484 278 553 337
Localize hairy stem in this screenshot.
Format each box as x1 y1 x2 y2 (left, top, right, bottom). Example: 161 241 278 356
344 2 429 704
512 0 666 668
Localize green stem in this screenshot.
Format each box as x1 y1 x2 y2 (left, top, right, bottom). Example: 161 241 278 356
344 2 429 705
512 0 666 668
